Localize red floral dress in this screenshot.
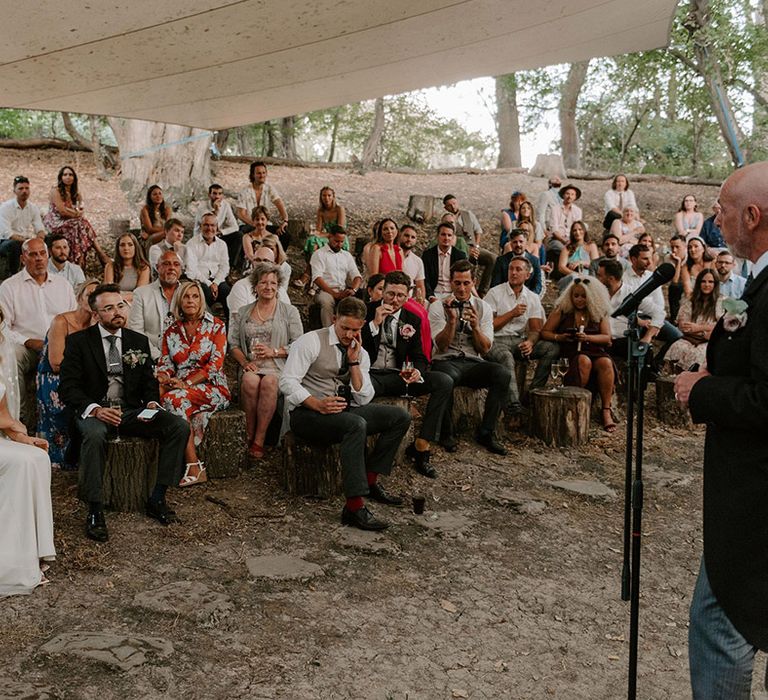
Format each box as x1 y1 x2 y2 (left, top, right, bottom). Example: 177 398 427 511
157 312 230 446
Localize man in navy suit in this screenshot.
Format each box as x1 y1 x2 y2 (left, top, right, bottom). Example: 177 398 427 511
422 222 467 302
361 271 452 479
676 162 768 698
60 284 190 542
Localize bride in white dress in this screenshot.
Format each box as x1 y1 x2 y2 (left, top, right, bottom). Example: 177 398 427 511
0 311 55 597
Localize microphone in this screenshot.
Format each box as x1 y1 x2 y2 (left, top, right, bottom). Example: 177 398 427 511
612 262 675 318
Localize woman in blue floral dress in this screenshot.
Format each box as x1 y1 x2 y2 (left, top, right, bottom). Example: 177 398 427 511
155 280 230 487
36 279 98 469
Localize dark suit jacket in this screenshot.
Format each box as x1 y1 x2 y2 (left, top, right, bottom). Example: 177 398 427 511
361 302 428 375
60 325 160 416
490 251 542 293
422 246 467 299
689 265 768 649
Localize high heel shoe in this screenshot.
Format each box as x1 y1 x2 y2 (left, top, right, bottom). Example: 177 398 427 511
179 461 207 487
601 407 617 433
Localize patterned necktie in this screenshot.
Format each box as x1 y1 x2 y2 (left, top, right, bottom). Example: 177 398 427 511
106 336 122 376
384 315 396 348
336 342 349 378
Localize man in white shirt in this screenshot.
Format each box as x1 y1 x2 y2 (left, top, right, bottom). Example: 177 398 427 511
194 183 240 266
398 224 427 302
546 184 583 260
429 260 510 455
0 237 77 426
443 194 496 295
310 227 362 327
235 161 290 248
185 212 230 313
47 233 85 288
0 175 46 274
148 218 187 273
484 256 559 418
279 297 411 531
715 250 747 299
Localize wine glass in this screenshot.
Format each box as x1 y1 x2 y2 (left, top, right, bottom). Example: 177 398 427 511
550 363 560 392
558 358 570 388
109 399 122 442
401 360 414 399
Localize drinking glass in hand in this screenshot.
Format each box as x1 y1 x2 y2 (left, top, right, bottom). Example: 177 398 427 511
400 360 415 398
549 363 560 392
109 399 122 442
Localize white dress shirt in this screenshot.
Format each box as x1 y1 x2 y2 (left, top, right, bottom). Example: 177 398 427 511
607 283 662 339
484 283 545 338
547 204 583 240
603 189 638 215
279 326 373 411
0 198 44 240
402 251 425 288
236 183 283 215
185 236 229 285
48 260 85 287
309 246 360 291
621 267 667 328
0 269 76 346
436 248 453 295
429 296 494 360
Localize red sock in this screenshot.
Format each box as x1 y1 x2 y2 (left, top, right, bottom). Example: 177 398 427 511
366 471 378 486
346 496 364 512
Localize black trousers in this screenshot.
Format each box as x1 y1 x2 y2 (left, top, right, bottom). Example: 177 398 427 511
200 280 231 317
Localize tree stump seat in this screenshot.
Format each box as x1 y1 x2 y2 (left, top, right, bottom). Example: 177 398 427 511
655 375 693 428
280 396 414 498
406 194 442 223
450 386 507 437
530 386 592 446
198 408 247 478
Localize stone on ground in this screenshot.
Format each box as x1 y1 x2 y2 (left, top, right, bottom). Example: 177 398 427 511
39 632 173 670
246 555 325 581
547 479 616 498
133 581 233 622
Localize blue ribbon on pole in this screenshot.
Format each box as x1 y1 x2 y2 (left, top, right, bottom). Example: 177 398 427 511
120 131 214 160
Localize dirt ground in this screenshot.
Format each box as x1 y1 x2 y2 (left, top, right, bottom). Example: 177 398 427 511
1 149 763 700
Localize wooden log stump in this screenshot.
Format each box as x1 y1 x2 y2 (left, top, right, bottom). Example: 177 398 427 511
92 437 159 513
199 409 247 478
530 387 591 447
406 194 441 223
655 376 693 428
281 432 343 498
450 386 506 437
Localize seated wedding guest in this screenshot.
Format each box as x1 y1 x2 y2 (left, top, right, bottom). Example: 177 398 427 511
310 226 362 327
700 201 727 252
423 222 467 302
361 271 451 478
139 185 173 247
369 218 404 276
47 233 85 287
241 205 270 270
229 263 302 459
682 236 714 297
536 176 562 234
666 270 722 372
365 273 385 303
443 194 496 295
485 256 559 420
675 193 704 240
60 284 190 541
557 221 599 289
44 165 110 267
609 207 645 255
436 213 469 253
398 224 428 304
518 200 546 245
128 250 182 359
260 233 292 303
280 296 411 531
597 259 661 361
0 175 46 274
637 233 661 269
235 161 290 248
541 277 617 432
148 218 187 273
666 234 687 323
491 229 543 292
185 212 230 313
714 250 746 298
194 183 240 266
37 278 98 470
0 238 76 427
228 246 275 327
429 260 510 455
103 232 150 303
545 184 583 263
156 280 230 487
500 191 527 252
589 232 629 277
603 173 639 231
0 307 55 597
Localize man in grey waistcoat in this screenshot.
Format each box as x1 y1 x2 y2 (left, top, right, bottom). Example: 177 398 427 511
279 296 411 531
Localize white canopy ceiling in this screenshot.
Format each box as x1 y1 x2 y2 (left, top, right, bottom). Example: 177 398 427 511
2 0 679 130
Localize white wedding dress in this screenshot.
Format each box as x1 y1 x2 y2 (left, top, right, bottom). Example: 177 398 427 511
0 335 55 597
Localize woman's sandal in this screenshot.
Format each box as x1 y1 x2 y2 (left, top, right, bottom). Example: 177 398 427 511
248 443 265 459
601 407 618 433
292 275 309 288
179 461 207 487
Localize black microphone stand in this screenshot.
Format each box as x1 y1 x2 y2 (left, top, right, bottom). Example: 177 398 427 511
621 312 651 700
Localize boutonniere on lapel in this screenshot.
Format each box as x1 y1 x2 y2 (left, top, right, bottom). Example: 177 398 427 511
722 298 748 334
398 323 416 340
122 349 149 368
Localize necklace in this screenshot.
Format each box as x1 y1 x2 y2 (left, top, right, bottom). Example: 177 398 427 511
255 300 276 322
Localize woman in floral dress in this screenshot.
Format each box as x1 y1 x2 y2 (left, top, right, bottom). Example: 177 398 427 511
156 280 230 487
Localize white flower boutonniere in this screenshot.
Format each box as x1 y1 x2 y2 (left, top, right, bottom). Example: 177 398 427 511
122 349 149 368
399 323 416 339
721 298 748 333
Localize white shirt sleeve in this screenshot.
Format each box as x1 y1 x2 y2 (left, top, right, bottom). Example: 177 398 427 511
428 299 447 339
0 201 14 240
279 332 320 411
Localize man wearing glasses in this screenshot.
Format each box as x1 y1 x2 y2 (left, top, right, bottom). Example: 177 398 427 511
0 175 46 275
361 271 452 479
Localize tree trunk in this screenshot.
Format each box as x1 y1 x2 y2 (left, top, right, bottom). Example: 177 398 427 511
558 61 590 171
530 387 592 447
265 121 276 157
280 116 298 160
361 97 385 170
214 129 230 154
495 74 522 168
667 65 678 122
328 111 340 163
655 376 693 428
107 117 212 210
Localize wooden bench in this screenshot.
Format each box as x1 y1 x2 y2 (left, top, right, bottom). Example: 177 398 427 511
530 386 591 447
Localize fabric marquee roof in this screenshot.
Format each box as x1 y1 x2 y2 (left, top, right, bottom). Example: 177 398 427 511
2 0 679 131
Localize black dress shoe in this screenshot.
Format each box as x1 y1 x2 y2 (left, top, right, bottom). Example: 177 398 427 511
439 437 458 453
85 512 109 542
368 482 404 506
476 431 508 456
341 506 389 531
145 499 178 526
405 443 438 479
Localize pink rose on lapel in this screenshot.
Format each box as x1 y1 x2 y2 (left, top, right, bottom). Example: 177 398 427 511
721 298 748 333
399 323 416 339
